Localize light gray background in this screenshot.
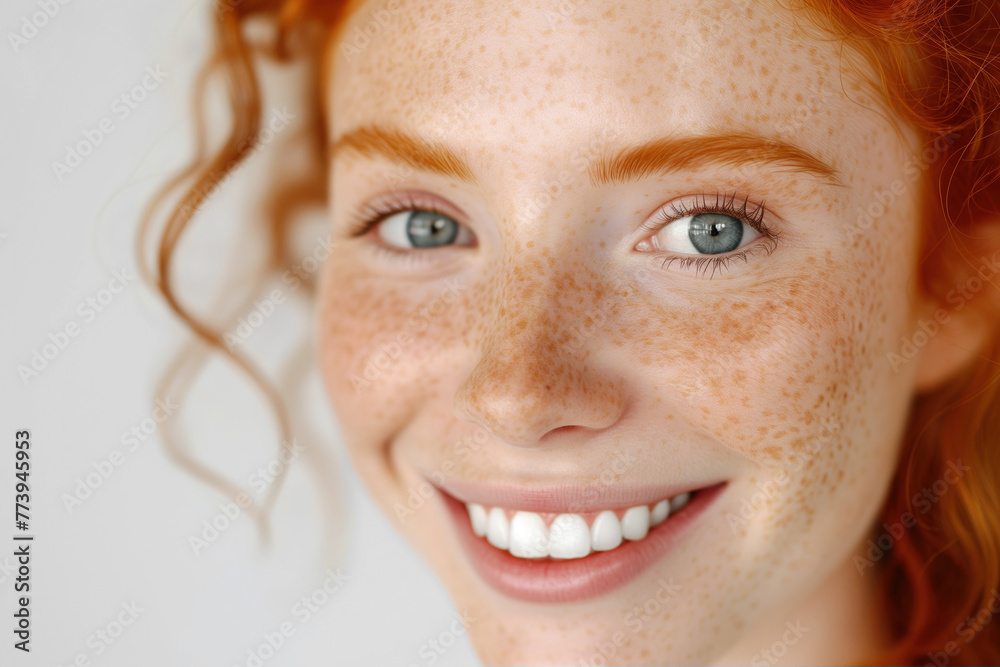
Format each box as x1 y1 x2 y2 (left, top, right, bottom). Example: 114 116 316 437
0 1 479 665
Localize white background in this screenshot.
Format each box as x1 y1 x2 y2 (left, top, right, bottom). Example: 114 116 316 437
0 1 480 665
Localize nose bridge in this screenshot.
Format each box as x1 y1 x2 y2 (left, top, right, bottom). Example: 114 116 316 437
484 230 609 371
453 243 624 447
489 249 565 356
486 239 622 360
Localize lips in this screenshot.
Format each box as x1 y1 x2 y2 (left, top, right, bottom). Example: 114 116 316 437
465 492 692 559
436 480 727 603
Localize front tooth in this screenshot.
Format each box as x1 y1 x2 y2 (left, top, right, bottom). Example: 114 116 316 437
467 503 488 537
509 511 549 558
670 492 691 513
651 499 670 526
487 507 510 549
591 510 623 551
548 514 591 559
621 505 651 540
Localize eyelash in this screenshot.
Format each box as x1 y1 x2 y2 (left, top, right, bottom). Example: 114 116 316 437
344 191 781 277
343 192 464 268
640 192 781 279
345 192 453 240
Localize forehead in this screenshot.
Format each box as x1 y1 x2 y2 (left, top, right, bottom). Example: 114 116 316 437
326 0 898 188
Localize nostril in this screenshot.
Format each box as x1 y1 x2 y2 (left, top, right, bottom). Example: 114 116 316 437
538 424 580 443
453 319 627 447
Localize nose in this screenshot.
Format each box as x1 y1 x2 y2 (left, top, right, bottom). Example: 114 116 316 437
453 258 625 448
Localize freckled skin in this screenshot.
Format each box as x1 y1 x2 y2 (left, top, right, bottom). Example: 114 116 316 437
317 0 928 664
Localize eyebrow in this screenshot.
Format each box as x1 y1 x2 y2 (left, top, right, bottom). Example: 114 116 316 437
331 125 843 188
331 125 477 184
592 133 843 187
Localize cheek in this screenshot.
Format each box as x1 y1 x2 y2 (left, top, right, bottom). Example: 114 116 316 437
627 225 914 451
316 250 473 444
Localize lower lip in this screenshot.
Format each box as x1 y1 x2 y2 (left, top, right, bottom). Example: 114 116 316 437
440 482 726 604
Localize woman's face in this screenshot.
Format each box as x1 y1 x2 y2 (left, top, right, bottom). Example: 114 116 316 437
318 0 928 663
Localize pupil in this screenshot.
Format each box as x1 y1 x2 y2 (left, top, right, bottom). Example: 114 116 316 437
407 211 458 248
688 213 742 254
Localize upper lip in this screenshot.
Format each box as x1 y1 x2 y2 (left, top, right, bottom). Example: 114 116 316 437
433 478 720 513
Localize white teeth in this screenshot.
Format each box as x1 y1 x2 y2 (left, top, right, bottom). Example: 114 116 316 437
621 505 651 541
548 514 591 559
591 510 623 551
670 492 690 513
486 507 510 549
468 492 694 559
651 499 670 526
509 511 549 558
467 503 488 537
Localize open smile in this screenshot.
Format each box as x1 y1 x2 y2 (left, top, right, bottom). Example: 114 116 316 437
436 479 727 603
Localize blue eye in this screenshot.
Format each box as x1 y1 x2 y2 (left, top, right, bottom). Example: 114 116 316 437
376 210 474 249
686 213 747 254
650 213 761 255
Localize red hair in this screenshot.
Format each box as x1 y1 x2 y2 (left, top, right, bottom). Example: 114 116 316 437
800 1 1000 664
141 0 1000 663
